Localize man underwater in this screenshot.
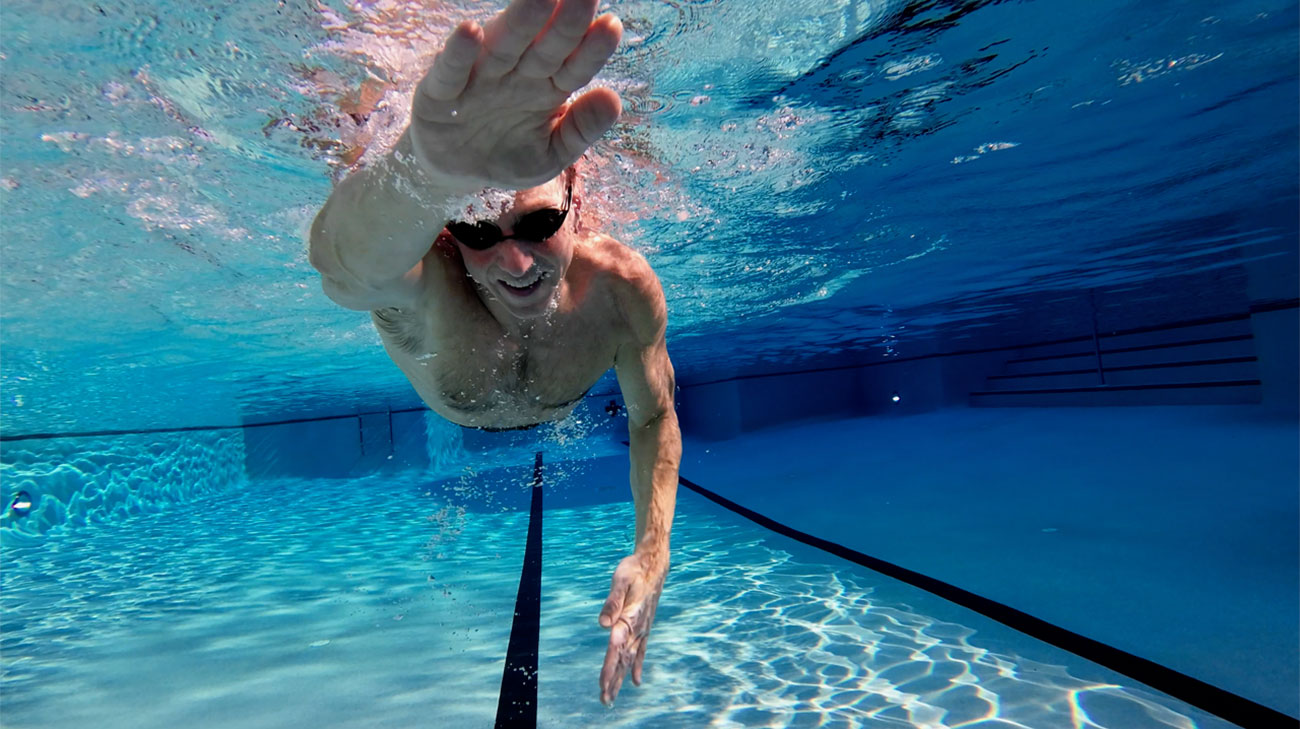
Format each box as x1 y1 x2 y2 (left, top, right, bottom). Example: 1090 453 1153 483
307 0 680 706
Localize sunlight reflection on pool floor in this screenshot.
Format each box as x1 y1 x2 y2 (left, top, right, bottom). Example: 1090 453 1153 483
0 469 1232 729
540 502 1230 729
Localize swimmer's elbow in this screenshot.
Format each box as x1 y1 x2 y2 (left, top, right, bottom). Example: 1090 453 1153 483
310 236 365 310
310 215 381 310
318 274 377 311
308 211 344 279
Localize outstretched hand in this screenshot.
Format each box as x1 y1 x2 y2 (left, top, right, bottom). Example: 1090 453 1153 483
598 551 667 706
409 0 623 189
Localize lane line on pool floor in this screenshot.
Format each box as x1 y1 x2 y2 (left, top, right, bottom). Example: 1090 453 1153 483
493 451 544 729
674 471 1295 728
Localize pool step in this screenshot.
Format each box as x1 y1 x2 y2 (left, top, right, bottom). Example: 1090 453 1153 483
971 317 1263 407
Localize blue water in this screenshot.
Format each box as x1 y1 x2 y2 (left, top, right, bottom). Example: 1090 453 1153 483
2 0 1297 726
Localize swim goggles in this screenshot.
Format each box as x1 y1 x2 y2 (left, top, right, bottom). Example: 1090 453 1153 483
446 178 573 251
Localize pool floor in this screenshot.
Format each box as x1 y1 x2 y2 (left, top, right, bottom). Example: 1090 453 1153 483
2 405 1294 727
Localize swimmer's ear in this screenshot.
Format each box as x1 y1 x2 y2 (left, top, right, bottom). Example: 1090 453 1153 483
573 194 584 232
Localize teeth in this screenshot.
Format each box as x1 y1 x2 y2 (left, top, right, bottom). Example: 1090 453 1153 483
506 272 544 288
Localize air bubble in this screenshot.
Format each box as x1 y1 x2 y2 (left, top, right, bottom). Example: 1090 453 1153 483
9 491 32 517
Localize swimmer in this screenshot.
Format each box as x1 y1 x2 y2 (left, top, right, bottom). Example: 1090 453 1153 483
307 0 679 707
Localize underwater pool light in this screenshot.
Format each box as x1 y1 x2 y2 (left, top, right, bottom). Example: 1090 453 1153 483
9 491 32 517
891 391 901 403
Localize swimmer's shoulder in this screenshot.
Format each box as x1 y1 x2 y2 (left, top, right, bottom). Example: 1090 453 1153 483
579 233 666 344
580 233 658 287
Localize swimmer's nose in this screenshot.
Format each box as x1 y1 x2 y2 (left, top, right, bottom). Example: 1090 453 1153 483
495 240 534 277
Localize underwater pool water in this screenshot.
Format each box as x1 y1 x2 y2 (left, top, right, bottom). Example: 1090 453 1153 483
2 0 1297 726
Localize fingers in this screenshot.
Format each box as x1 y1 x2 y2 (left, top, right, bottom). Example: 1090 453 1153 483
419 20 484 102
632 592 657 687
478 0 558 78
517 0 599 79
631 638 647 686
599 620 630 706
552 13 622 92
553 87 621 163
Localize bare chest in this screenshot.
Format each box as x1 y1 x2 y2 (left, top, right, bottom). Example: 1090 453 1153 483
395 309 619 429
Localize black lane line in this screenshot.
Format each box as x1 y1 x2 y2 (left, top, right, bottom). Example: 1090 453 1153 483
494 452 544 729
675 473 1296 728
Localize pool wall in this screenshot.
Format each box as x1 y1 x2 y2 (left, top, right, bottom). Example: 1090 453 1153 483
677 301 1297 439
1 299 1293 535
241 410 431 480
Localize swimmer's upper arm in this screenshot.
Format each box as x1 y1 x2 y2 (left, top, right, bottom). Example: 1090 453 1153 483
612 252 675 428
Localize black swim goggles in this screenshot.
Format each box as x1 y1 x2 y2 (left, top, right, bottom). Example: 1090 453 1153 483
445 179 573 251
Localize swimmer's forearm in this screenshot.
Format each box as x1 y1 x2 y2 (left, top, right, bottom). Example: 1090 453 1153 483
628 410 681 572
309 131 473 295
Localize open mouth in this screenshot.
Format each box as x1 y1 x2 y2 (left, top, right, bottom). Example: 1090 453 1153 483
499 271 547 298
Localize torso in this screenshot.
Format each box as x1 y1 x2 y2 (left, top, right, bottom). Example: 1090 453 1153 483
375 234 628 430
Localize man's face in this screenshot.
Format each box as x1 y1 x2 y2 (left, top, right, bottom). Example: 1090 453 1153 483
452 176 576 320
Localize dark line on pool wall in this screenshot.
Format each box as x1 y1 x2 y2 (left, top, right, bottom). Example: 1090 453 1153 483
494 451 544 729
0 409 431 443
672 472 1297 729
970 379 1262 396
